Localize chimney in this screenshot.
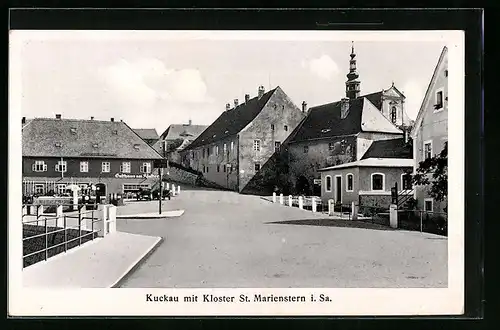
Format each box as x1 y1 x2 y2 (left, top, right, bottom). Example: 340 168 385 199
302 101 307 113
258 85 265 99
110 118 114 122
226 103 231 111
55 114 61 119
90 116 94 120
340 98 350 119
234 99 239 107
188 119 192 125
22 117 26 124
245 94 250 103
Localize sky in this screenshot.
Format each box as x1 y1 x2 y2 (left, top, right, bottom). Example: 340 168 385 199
16 32 447 133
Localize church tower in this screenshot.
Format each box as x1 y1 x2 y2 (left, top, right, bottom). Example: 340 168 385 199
345 42 361 99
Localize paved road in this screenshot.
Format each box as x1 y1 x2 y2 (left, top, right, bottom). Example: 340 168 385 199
116 187 447 288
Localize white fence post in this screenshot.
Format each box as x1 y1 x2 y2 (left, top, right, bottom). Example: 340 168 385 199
288 195 293 207
22 205 28 216
56 205 64 227
272 192 276 203
108 205 117 234
177 185 181 195
73 189 78 211
172 184 176 196
351 201 358 221
298 196 304 210
96 205 109 237
389 204 398 229
166 182 170 190
312 197 317 212
37 205 44 226
279 193 284 205
328 199 335 216
80 205 88 231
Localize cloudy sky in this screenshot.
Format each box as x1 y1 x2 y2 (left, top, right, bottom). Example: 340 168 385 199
16 32 446 133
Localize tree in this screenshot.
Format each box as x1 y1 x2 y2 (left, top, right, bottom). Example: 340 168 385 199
166 138 185 153
412 141 448 202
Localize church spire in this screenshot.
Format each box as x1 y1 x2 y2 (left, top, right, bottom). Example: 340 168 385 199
345 41 361 99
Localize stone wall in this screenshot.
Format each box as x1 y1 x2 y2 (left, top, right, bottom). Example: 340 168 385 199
359 194 392 209
163 162 201 186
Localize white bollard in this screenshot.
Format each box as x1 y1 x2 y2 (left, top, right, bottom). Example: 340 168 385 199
351 201 358 221
166 182 170 190
96 205 109 237
172 184 176 196
389 204 398 229
108 205 117 234
272 192 276 203
56 205 64 228
177 185 181 195
37 205 44 226
73 190 78 211
298 196 304 210
279 193 284 205
288 195 293 207
22 205 28 216
328 199 335 216
312 197 317 212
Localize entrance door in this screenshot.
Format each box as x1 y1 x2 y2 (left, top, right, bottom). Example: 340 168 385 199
335 176 342 203
95 183 106 196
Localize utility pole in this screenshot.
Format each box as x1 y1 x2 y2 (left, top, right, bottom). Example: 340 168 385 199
158 167 163 214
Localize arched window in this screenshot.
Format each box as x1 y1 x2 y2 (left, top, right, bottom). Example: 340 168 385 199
325 175 332 192
371 173 385 191
391 106 397 124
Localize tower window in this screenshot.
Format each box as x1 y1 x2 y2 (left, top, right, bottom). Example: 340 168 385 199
391 106 397 124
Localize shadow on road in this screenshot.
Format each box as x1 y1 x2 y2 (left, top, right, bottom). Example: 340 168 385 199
265 218 396 231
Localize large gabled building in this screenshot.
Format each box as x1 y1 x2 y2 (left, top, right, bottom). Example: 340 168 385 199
153 121 208 161
22 115 163 199
180 85 306 193
411 46 448 213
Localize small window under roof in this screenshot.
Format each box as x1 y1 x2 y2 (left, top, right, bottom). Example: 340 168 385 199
55 142 62 147
93 143 99 148
134 144 140 150
321 128 331 133
112 130 118 135
70 127 77 134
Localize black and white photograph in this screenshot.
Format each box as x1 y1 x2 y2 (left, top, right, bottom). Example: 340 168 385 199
9 29 465 316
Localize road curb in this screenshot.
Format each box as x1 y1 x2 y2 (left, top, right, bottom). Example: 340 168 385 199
110 236 164 288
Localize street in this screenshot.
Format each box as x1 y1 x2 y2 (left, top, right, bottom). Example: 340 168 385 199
116 187 448 288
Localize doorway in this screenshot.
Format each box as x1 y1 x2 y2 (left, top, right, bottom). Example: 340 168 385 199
95 183 106 197
335 175 342 203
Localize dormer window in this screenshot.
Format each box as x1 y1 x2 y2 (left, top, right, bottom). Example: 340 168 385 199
55 142 62 148
435 89 444 110
213 134 216 138
133 144 140 150
70 127 77 134
93 143 99 148
321 128 331 134
391 106 397 124
112 130 118 135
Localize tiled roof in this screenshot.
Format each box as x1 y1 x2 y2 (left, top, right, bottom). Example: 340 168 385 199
22 118 163 159
362 91 383 110
133 128 159 140
289 97 365 142
319 158 414 171
361 138 413 160
184 87 277 150
160 124 208 141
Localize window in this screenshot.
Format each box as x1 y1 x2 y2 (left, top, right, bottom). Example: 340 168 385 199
346 173 353 192
34 184 45 195
325 176 332 192
223 164 226 172
444 70 448 77
275 141 281 152
435 90 444 110
70 127 77 134
284 125 288 131
57 184 66 195
223 143 227 155
214 145 218 155
55 160 67 173
120 162 131 173
217 164 220 172
228 164 232 173
230 141 234 151
402 173 413 190
254 163 261 172
253 139 261 152
371 173 384 191
206 165 209 173
32 160 47 172
391 106 397 124
424 198 434 212
133 144 140 150
271 124 275 130
80 161 89 173
102 162 110 173
141 162 151 174
424 140 433 160
202 148 206 158
303 145 309 153
328 142 334 151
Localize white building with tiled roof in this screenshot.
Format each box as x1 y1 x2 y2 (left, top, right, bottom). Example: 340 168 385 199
22 115 163 199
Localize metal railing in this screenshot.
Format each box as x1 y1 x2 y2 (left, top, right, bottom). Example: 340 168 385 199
22 206 102 267
397 210 448 236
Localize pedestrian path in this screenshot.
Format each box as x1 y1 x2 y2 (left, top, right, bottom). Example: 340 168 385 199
23 231 162 288
116 210 185 219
